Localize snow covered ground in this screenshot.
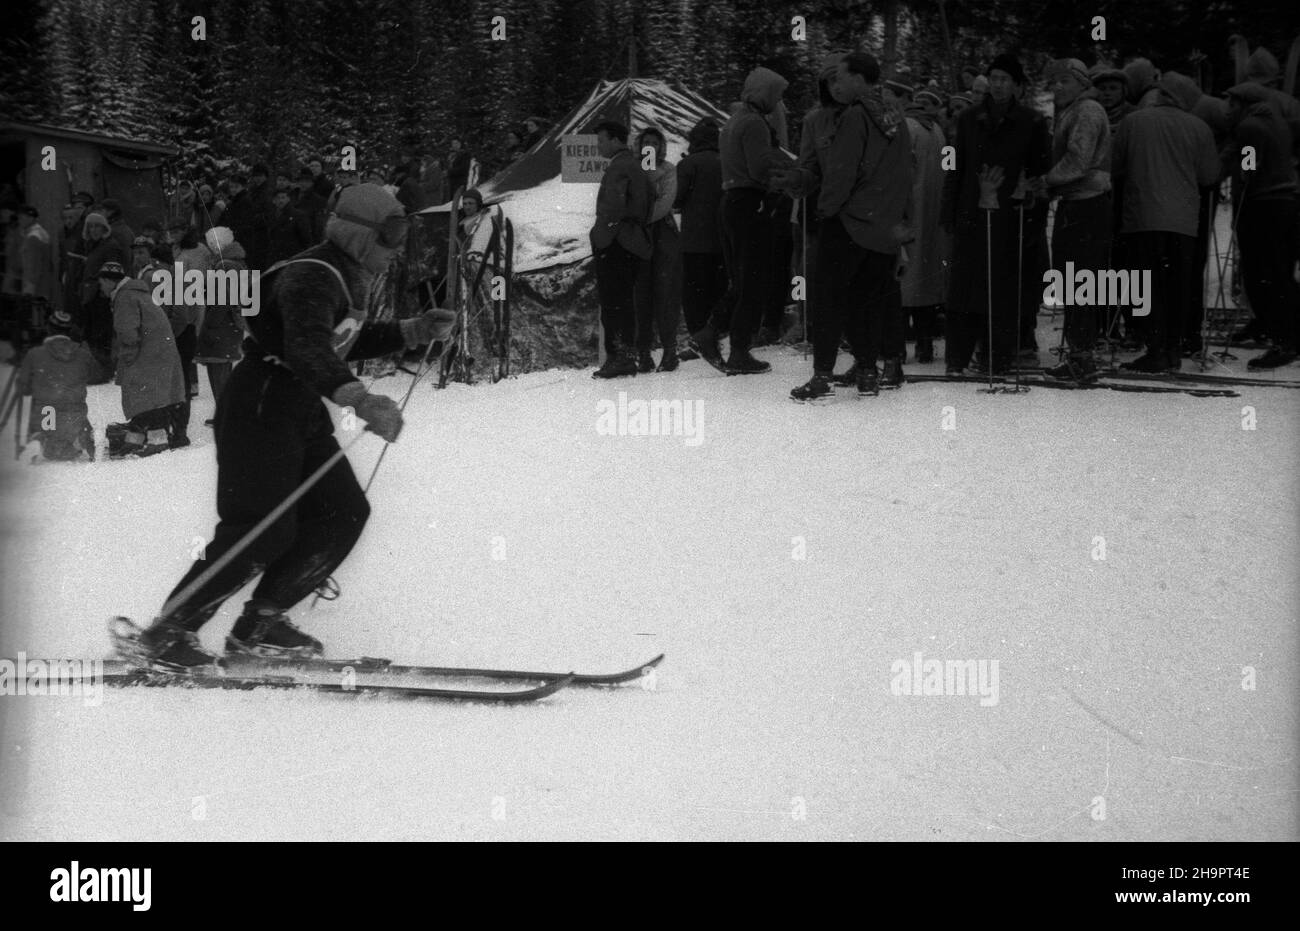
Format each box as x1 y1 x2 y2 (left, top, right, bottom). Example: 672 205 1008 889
1 321 1296 841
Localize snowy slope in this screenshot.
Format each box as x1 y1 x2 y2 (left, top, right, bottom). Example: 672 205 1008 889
1 326 1296 841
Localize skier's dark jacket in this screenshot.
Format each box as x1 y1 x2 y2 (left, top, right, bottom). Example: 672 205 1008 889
243 238 405 400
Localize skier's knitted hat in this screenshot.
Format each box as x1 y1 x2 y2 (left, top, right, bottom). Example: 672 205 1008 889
950 93 973 106
1089 64 1128 89
82 212 109 236
1047 58 1091 87
988 52 1027 85
205 225 236 254
47 308 74 334
1245 47 1280 86
915 88 944 107
971 74 990 93
97 261 127 280
132 234 154 247
462 187 484 208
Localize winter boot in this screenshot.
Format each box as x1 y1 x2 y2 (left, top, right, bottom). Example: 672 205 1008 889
138 428 170 457
113 616 220 673
831 362 858 386
656 349 680 372
880 358 905 389
592 347 637 379
724 350 771 375
1247 347 1299 370
856 362 880 396
790 374 834 402
692 324 727 372
915 337 934 364
636 350 655 373
225 600 324 659
1121 351 1177 373
1044 353 1099 382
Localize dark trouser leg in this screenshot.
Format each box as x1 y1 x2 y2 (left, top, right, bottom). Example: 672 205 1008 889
655 223 683 351
1238 199 1300 350
206 361 232 405
1053 194 1112 354
944 313 980 369
158 360 318 631
681 253 725 335
859 249 902 367
249 425 370 610
764 208 794 330
594 242 639 355
1186 187 1214 347
1127 231 1194 357
812 217 866 373
172 325 196 442
712 189 772 354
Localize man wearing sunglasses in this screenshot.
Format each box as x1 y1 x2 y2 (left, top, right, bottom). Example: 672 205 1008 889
129 184 455 671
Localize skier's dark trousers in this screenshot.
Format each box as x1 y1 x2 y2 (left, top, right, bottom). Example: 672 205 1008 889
137 185 454 669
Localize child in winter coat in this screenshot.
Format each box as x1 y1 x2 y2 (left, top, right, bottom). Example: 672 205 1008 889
15 308 102 461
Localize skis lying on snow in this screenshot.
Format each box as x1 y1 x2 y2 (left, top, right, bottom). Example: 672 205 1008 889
908 372 1239 398
1088 367 1300 390
219 651 665 686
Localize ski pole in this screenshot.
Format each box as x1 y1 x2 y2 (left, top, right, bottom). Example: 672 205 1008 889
364 324 458 494
158 430 370 620
801 196 808 360
1014 201 1025 391
0 364 17 421
982 205 995 392
12 391 24 460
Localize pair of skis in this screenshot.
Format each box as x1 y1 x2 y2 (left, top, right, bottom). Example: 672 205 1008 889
71 618 664 704
908 372 1240 398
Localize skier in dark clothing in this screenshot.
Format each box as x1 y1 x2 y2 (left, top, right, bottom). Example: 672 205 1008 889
119 185 455 671
693 66 791 375
675 118 726 342
941 53 1050 376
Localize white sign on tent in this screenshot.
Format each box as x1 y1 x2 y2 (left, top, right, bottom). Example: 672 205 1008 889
560 135 609 183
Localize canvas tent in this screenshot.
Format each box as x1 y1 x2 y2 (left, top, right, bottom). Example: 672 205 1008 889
413 78 730 374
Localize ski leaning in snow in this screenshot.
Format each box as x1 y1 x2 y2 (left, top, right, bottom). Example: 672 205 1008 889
907 373 1240 398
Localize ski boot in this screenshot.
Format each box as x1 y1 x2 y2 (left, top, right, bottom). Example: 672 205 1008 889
880 358 905 389
691 325 727 373
856 363 880 396
592 349 637 379
636 350 655 373
656 349 680 372
790 374 834 402
831 362 858 387
724 350 771 375
110 616 220 674
225 601 324 659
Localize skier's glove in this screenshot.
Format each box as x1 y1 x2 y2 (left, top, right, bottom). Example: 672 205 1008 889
332 381 404 442
400 308 457 349
977 164 1005 210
